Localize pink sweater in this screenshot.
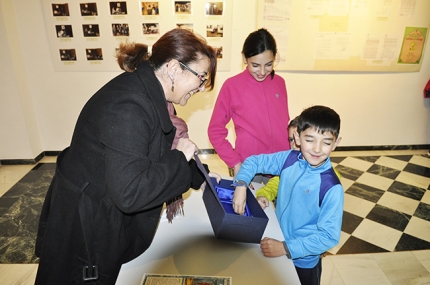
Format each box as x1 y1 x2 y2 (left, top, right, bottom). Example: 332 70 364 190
208 68 290 168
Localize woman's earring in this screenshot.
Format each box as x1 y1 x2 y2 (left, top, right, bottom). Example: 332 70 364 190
171 79 174 92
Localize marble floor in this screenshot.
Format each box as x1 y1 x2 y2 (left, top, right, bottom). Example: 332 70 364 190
0 150 430 285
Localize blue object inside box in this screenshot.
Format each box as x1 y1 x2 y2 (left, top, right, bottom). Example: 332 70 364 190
215 185 252 216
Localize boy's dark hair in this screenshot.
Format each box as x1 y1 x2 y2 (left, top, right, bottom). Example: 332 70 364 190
297 105 340 138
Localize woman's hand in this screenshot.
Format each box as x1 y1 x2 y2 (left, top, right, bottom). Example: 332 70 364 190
176 138 198 161
232 186 247 215
260 237 286 257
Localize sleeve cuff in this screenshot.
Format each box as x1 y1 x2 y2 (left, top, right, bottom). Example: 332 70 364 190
232 179 248 188
283 241 291 259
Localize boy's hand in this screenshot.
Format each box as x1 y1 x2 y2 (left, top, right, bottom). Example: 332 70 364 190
257 196 269 209
260 237 286 257
232 186 247 215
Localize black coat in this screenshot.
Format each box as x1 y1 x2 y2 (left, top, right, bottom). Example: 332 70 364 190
35 61 200 284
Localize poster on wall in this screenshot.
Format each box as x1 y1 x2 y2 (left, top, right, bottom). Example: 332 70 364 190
257 0 430 72
43 1 233 72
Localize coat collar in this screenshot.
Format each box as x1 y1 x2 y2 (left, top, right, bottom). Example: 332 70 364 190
135 61 173 133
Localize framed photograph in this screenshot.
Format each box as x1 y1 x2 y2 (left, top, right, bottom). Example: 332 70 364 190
112 24 130 36
86 48 103 60
205 2 223 16
110 1 127 15
52 3 70 16
206 24 223 37
82 24 100 37
141 2 159 15
213 46 223 59
176 23 193 32
142 23 159 35
80 2 98 16
56 25 73 38
59 49 76 61
174 1 191 14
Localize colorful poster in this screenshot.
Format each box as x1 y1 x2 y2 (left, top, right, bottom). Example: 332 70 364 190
398 27 428 64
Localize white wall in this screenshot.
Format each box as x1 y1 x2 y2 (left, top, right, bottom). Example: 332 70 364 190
1 0 429 160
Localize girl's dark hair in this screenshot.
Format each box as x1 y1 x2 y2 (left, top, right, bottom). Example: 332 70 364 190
242 28 277 79
116 28 217 90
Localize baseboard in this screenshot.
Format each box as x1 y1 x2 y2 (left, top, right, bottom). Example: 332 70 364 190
1 145 429 165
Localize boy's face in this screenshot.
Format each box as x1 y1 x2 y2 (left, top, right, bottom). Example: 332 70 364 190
294 127 341 167
288 126 300 150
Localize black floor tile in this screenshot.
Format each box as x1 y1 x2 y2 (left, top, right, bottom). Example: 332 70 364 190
366 204 411 231
395 233 430 251
387 155 413 162
335 165 364 181
330 157 347 163
337 236 388 254
355 156 380 163
387 181 426 201
414 202 430 222
366 164 400 180
403 163 430 177
345 182 385 203
341 211 363 234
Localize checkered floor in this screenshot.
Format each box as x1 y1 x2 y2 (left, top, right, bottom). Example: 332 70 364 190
328 153 430 255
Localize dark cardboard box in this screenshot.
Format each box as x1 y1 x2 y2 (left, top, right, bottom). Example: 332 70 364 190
202 177 269 244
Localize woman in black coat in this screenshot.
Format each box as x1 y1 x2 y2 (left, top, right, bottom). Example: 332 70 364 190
34 28 217 285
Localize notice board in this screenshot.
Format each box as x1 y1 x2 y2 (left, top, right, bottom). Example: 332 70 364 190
258 0 430 72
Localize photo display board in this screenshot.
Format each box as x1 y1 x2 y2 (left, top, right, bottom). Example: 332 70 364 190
43 1 232 71
258 0 429 72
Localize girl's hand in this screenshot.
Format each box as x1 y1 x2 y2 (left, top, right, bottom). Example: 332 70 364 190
257 196 269 209
200 172 222 191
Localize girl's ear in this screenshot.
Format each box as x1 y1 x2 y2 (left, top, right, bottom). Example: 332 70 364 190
242 53 247 65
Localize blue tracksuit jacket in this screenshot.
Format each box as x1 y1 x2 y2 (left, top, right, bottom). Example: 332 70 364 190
236 150 344 268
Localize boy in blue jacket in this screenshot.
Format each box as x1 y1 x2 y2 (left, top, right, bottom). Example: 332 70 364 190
232 105 343 285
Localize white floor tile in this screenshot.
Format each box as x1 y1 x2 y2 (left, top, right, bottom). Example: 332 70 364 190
377 191 420 216
356 172 394 191
412 250 430 273
409 155 430 168
330 254 391 285
395 171 430 190
372 251 430 285
420 190 430 205
352 219 402 251
343 193 375 218
0 264 38 285
404 217 430 243
338 157 373 172
374 156 408 171
321 256 345 285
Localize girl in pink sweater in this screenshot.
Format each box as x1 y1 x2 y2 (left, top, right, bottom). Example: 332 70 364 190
208 28 290 180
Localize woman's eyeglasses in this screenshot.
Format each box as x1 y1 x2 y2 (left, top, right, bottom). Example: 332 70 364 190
179 61 208 88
